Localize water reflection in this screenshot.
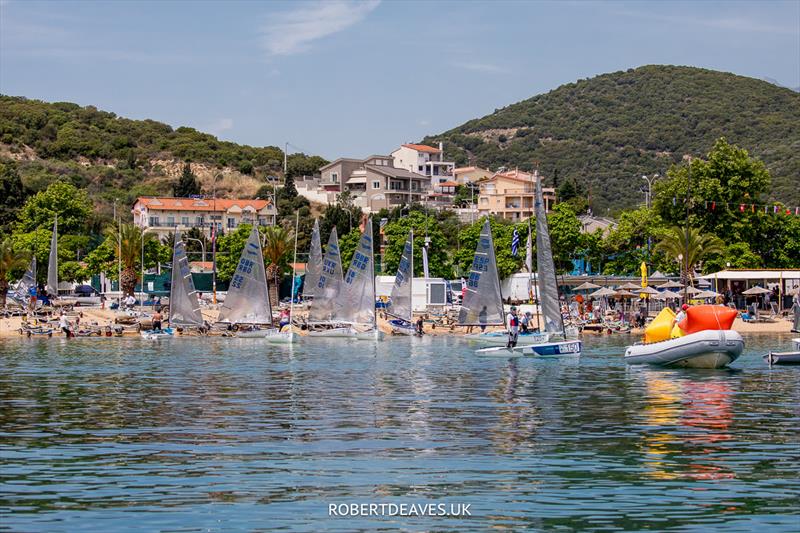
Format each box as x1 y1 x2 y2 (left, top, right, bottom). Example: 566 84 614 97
0 334 798 531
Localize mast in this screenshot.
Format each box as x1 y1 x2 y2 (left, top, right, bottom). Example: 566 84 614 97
46 215 58 298
291 212 299 337
683 156 691 301
527 218 542 332
410 228 414 322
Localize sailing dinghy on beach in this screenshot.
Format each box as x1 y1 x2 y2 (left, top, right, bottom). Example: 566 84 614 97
386 230 416 335
218 227 295 343
142 233 203 339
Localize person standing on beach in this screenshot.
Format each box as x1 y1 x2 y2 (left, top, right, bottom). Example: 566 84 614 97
59 313 72 338
506 306 519 349
478 306 488 332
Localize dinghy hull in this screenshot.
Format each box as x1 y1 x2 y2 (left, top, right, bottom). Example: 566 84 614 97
464 331 550 345
764 351 800 365
140 327 174 340
389 319 415 336
625 330 743 369
520 339 582 357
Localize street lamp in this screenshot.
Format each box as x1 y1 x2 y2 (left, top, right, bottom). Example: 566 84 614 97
641 173 659 209
185 237 206 263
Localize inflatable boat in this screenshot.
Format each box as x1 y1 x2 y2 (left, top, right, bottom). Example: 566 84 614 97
625 329 744 368
764 338 800 365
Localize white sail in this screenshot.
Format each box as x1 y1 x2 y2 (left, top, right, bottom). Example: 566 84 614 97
217 227 272 325
13 257 36 303
46 216 58 297
169 232 204 327
337 217 376 325
303 219 322 300
534 173 564 334
308 228 343 322
458 219 505 326
387 229 413 322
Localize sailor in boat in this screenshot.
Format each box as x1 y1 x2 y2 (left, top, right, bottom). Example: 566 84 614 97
151 307 163 332
675 304 689 327
479 306 488 332
278 308 291 331
520 311 531 333
506 306 520 349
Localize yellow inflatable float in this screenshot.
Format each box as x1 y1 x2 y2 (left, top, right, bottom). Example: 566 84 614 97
645 307 676 343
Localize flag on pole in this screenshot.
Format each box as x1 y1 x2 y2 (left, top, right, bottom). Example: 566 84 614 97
525 224 533 273
511 228 520 257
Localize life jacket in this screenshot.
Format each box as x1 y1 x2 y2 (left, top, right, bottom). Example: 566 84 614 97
509 315 519 327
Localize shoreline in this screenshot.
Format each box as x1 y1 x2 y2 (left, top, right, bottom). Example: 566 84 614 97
0 308 795 339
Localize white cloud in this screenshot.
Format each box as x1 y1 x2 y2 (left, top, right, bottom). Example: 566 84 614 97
452 61 509 74
259 0 380 57
616 9 799 36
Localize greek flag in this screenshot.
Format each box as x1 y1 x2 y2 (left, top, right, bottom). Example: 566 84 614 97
511 228 520 256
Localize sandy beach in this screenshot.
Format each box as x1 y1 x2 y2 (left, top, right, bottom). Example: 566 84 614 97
1 306 794 339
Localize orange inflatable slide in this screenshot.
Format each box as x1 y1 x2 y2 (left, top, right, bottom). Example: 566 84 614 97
678 305 737 334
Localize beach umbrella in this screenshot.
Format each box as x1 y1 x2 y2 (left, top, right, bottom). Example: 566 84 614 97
742 286 771 295
685 286 703 295
589 287 617 298
574 281 601 291
618 282 642 290
658 280 684 289
639 286 660 295
654 290 681 300
695 290 719 299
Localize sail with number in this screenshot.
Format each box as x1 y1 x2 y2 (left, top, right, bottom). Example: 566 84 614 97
387 229 413 322
308 228 343 322
13 257 36 303
169 232 204 327
534 173 564 334
458 219 504 326
337 217 376 325
217 227 272 325
46 216 58 297
303 219 322 300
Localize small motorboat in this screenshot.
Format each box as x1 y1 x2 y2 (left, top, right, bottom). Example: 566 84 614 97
625 329 744 369
477 338 582 357
140 327 174 340
465 330 551 345
389 318 416 336
764 338 800 365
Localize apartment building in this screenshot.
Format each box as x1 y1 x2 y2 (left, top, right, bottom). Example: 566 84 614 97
317 155 429 212
391 143 455 186
476 169 556 221
453 166 493 185
132 197 276 239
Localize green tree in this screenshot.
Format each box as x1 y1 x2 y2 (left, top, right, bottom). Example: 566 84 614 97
547 203 583 273
321 191 363 239
655 226 725 285
382 211 452 278
0 159 27 230
15 181 91 234
602 207 668 275
173 162 201 197
0 238 31 306
215 225 253 283
109 224 157 296
263 225 294 307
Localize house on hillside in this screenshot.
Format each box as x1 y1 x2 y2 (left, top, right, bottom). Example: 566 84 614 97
316 155 429 212
391 143 455 186
578 214 617 235
476 169 556 221
453 166 493 185
132 197 276 239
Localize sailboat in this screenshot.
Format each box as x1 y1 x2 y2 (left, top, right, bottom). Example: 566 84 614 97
302 219 322 305
217 227 295 343
518 173 583 356
142 232 203 339
11 257 37 307
460 219 549 346
306 220 381 339
46 216 58 304
386 230 416 335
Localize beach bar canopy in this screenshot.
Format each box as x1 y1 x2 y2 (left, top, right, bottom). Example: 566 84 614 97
701 269 800 310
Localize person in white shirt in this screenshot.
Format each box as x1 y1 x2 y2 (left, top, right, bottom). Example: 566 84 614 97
123 294 136 311
674 304 689 326
59 314 72 338
506 306 520 348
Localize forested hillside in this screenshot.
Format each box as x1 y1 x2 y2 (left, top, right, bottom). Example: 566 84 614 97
423 65 800 213
0 95 327 229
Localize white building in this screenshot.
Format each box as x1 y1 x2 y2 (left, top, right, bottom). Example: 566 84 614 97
391 143 455 187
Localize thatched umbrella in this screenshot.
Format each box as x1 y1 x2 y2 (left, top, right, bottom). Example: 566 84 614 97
658 280 684 289
618 282 642 291
574 281 602 291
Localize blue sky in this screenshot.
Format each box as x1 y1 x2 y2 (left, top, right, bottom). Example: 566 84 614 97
1 0 798 159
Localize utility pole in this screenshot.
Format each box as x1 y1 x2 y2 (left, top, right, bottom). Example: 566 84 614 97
683 157 691 301
283 142 288 182
641 173 659 265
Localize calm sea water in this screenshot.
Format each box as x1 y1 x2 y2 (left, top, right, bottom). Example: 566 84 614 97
1 333 798 532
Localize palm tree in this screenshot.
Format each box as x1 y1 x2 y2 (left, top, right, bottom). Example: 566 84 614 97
262 226 294 307
0 238 31 307
656 226 724 286
106 224 156 296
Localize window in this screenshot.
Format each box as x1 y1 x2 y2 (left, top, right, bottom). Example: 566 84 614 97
227 217 236 228
148 216 160 226
167 216 175 226
196 216 204 226
331 172 338 183
418 166 424 172
181 216 189 225
372 181 381 190
411 182 418 191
